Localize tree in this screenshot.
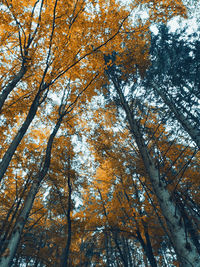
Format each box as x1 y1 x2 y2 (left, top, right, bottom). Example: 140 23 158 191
0 1 130 262
145 24 200 148
1 0 199 266
102 56 200 266
0 0 130 182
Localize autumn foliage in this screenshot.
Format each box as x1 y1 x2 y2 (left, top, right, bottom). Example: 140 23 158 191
0 0 199 266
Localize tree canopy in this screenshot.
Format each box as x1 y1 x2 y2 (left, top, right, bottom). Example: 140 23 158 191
0 0 199 266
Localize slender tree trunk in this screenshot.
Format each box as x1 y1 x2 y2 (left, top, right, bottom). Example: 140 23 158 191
0 65 27 113
152 84 200 149
125 238 133 267
104 229 111 267
97 188 128 267
0 179 41 267
0 85 47 182
0 0 44 114
0 176 31 253
113 232 129 267
136 227 157 267
143 223 158 267
0 115 63 267
110 75 200 267
60 156 72 267
120 176 157 267
176 196 200 255
34 233 44 267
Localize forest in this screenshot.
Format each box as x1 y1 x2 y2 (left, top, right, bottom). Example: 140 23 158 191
0 0 199 266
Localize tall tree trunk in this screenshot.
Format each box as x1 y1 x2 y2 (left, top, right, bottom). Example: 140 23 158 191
0 180 41 267
0 84 48 182
0 0 44 114
112 231 129 267
143 222 158 267
0 176 31 254
176 194 200 255
104 229 111 267
98 188 128 267
34 233 44 267
152 84 200 149
60 155 72 267
120 175 157 267
0 115 63 267
110 75 200 267
0 65 27 113
136 226 157 267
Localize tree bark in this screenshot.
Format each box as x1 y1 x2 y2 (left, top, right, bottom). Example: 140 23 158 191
136 225 157 267
0 65 27 113
152 84 200 149
110 74 200 267
60 155 72 267
98 188 129 267
0 85 47 182
0 115 63 267
0 176 31 254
